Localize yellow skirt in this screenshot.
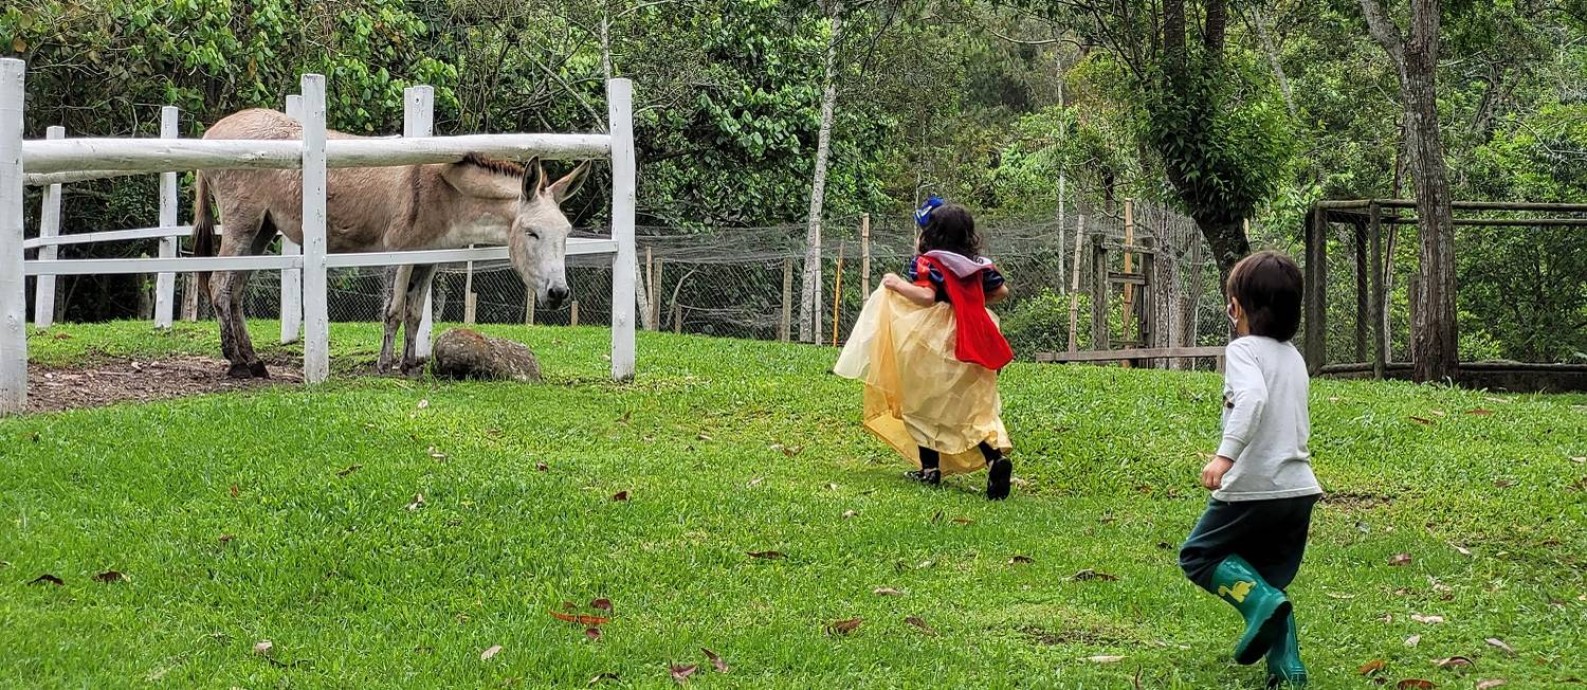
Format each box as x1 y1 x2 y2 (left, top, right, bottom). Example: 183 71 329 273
833 288 1012 476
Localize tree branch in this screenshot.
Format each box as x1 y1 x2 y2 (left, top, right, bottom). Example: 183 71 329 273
1358 0 1407 73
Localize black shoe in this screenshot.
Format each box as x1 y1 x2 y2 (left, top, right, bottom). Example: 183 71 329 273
986 457 1012 500
905 468 941 486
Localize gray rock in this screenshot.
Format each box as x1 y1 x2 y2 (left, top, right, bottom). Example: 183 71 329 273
430 328 542 382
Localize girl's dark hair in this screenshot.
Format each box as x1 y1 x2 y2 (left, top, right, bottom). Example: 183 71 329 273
918 204 981 257
1227 250 1304 342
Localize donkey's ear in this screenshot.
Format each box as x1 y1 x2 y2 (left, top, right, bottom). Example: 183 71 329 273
548 160 592 204
520 157 547 198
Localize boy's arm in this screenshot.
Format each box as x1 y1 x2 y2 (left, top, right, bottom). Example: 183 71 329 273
1216 342 1270 462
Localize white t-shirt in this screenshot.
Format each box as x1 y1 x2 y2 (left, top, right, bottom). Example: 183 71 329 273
1214 335 1323 502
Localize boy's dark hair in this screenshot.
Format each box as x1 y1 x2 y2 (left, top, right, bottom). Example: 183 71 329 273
918 204 981 257
1227 250 1303 342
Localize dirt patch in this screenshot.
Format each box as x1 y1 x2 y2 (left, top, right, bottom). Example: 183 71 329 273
26 355 303 413
1321 491 1396 511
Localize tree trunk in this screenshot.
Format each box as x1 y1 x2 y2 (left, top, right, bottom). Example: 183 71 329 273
1197 215 1251 293
1360 0 1458 382
799 2 843 344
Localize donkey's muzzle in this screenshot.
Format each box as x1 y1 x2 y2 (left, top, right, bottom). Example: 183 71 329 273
546 286 569 309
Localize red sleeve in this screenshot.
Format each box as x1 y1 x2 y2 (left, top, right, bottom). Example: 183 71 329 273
912 257 934 288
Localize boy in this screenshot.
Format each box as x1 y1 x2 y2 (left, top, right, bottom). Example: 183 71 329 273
1178 251 1322 688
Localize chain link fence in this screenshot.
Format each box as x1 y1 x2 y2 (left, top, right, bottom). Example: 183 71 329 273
196 201 1232 365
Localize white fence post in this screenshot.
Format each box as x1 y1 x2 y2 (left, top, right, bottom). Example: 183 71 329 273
1 58 28 414
300 75 330 383
280 94 303 344
33 126 63 329
154 106 179 329
608 78 637 381
404 86 436 356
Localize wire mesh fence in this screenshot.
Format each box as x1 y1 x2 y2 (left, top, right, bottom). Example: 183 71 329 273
186 200 1234 366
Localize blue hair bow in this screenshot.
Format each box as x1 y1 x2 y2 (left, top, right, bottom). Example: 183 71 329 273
915 195 945 227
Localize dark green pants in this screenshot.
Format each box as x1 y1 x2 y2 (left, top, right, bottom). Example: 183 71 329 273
1178 494 1321 593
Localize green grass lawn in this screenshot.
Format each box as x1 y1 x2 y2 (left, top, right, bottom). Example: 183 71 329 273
4 321 1587 688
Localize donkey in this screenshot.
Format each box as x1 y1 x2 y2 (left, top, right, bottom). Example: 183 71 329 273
191 108 591 378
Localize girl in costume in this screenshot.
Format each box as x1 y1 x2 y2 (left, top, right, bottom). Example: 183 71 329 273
1177 251 1321 687
833 197 1015 500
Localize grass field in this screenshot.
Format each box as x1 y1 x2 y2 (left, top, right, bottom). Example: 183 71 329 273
3 321 1586 688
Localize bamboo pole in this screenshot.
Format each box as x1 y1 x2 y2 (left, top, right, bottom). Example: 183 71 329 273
831 244 844 347
860 214 871 295
1121 199 1135 366
1067 216 1086 353
780 258 793 342
645 246 655 331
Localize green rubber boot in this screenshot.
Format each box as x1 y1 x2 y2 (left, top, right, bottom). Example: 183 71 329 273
1265 611 1308 687
1209 555 1291 665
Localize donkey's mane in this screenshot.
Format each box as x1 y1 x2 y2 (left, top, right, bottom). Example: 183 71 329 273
458 153 525 178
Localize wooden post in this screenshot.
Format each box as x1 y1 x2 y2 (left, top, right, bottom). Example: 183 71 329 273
1303 207 1328 371
1369 203 1386 378
33 126 63 329
404 86 436 358
608 78 637 380
1067 216 1086 353
279 94 304 343
525 294 536 325
644 246 655 331
860 214 871 295
780 258 793 342
1354 220 1369 362
570 299 580 327
673 300 682 335
463 246 477 324
154 106 180 329
1 58 26 414
1121 198 1136 355
831 243 844 347
300 73 331 384
652 258 664 329
1091 235 1108 352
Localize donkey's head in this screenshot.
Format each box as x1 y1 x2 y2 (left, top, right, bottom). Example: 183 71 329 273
508 158 592 310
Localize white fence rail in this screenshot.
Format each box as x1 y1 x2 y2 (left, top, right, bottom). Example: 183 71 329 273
0 58 638 415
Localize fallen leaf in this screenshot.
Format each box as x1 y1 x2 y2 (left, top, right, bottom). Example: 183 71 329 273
1476 680 1506 689
253 640 274 657
1397 681 1436 689
1326 592 1358 600
1411 614 1446 624
905 616 938 636
825 483 840 491
1072 569 1119 582
27 574 63 586
417 399 429 409
701 647 728 673
1493 479 1515 488
427 446 447 461
587 673 620 685
1468 408 1494 416
842 510 858 519
873 587 903 596
93 570 128 583
1485 638 1515 655
1360 659 1388 676
1411 416 1435 425
1009 555 1034 565
1571 457 1586 464
1391 553 1414 566
585 628 602 642
336 464 362 477
770 444 803 457
1449 543 1472 557
550 611 610 626
1086 655 1126 663
536 462 549 472
952 517 974 525
219 534 235 546
696 433 713 441
670 664 698 684
746 551 784 560
1430 410 1447 417
405 493 425 511
611 491 629 502
591 598 613 612
827 617 862 636
481 645 502 660
1433 656 1473 669
747 477 765 488
229 484 240 498
1406 635 1422 648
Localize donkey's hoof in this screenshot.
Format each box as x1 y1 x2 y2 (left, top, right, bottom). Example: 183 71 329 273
249 361 270 379
400 359 428 379
226 363 253 380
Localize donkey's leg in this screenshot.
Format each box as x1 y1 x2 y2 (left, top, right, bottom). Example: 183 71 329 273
377 265 412 374
400 264 439 377
208 208 267 379
229 220 282 379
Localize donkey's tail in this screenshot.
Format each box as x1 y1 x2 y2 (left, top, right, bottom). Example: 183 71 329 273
191 172 216 295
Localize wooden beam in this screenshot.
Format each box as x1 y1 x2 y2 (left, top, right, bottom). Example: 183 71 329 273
1036 346 1226 363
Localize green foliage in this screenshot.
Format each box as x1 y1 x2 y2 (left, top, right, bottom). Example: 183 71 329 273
1001 287 1091 356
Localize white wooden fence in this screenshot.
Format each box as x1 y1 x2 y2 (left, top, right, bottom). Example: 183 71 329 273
0 58 638 415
